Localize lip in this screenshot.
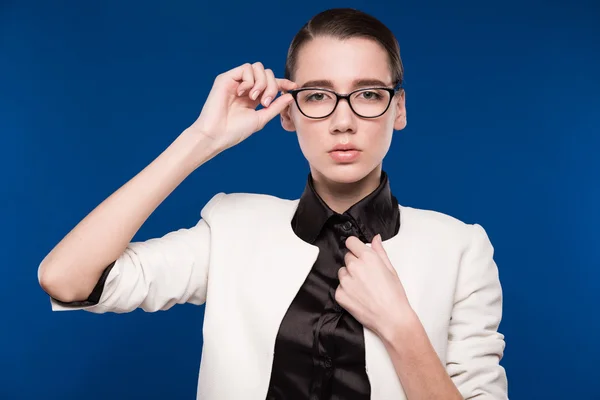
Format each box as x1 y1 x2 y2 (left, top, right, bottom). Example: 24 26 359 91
329 144 359 152
328 144 361 163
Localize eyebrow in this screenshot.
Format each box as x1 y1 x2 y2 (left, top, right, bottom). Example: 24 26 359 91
299 78 391 90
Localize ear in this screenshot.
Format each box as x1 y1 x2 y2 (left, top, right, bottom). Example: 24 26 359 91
280 99 296 132
393 90 407 131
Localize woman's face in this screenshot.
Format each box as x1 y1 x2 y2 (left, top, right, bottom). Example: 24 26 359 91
281 36 406 185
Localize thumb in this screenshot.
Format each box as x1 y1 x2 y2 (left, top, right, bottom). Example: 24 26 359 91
255 93 294 129
371 234 396 274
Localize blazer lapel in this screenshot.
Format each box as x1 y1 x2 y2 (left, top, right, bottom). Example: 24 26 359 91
363 216 411 400
237 199 320 345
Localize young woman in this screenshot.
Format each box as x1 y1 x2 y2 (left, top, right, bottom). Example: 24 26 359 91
38 8 508 400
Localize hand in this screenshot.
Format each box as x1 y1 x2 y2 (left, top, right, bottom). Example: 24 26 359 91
189 62 298 152
335 235 413 339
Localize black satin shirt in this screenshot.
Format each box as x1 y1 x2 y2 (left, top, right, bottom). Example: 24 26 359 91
266 171 400 400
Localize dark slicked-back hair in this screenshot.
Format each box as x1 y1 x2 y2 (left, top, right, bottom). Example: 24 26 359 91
284 8 404 86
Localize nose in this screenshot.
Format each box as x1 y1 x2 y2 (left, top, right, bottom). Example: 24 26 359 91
329 98 357 134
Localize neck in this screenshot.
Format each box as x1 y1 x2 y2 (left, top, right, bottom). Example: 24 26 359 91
310 166 382 214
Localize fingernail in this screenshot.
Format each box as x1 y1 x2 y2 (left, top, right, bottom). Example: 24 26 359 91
238 89 245 96
251 90 259 100
263 97 272 107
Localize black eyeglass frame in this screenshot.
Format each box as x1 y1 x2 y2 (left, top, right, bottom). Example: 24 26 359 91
286 81 404 119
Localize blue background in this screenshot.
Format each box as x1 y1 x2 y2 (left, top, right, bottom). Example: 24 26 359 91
2 0 599 399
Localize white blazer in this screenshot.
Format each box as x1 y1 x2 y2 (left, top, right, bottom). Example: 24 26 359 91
45 192 508 399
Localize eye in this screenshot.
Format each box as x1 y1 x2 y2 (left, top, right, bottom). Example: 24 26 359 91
303 90 334 102
359 90 383 100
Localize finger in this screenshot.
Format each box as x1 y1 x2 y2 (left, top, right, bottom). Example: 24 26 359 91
276 78 298 92
224 63 273 85
249 62 267 101
343 251 359 273
262 69 279 107
334 286 346 306
371 234 396 274
237 63 255 96
338 266 349 281
254 93 294 129
345 236 370 258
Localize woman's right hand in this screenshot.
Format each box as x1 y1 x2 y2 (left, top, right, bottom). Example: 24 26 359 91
188 62 298 152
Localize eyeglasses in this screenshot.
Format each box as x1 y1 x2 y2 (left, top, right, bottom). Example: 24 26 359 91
287 81 403 119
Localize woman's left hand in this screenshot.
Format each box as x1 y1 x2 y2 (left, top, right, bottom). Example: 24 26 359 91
335 234 414 338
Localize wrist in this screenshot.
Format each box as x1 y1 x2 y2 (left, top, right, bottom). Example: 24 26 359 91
175 128 224 170
377 305 422 349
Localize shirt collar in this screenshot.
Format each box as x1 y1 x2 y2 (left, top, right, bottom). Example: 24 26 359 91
292 171 400 244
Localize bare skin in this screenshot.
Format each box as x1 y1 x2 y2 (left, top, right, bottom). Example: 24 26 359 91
38 62 297 302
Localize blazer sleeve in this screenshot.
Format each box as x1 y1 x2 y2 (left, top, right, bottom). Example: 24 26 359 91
446 223 508 399
45 192 226 314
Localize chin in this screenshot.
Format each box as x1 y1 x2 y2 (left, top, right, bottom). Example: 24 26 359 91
314 162 375 185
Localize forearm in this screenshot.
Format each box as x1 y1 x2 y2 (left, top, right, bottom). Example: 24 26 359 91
38 129 219 302
379 310 462 400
